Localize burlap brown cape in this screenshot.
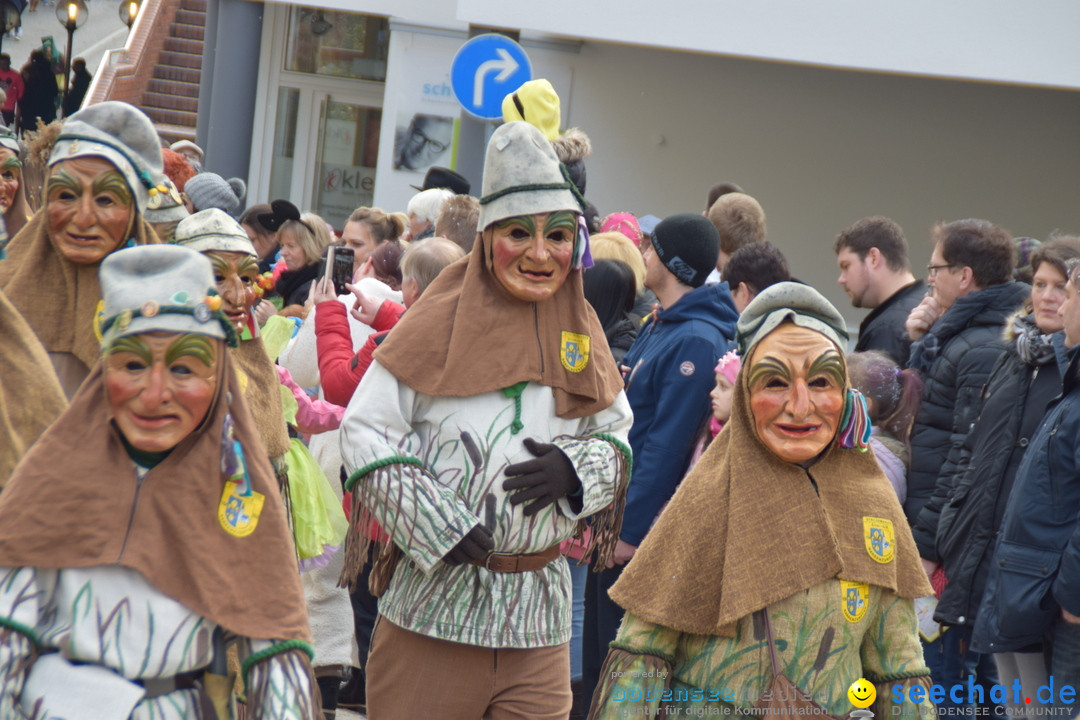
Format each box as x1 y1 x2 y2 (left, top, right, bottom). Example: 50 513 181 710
0 288 66 487
232 336 291 458
0 209 160 371
374 227 622 420
610 354 932 636
0 357 311 643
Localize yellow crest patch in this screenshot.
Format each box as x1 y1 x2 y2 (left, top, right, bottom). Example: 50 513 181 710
217 484 265 538
840 580 870 623
863 516 895 564
560 331 590 373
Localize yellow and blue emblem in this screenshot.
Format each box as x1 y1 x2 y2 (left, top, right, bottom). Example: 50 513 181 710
218 483 265 537
560 331 590 373
863 516 895 564
840 580 870 623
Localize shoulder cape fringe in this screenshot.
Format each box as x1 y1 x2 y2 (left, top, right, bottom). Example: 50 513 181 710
338 442 629 591
578 434 631 572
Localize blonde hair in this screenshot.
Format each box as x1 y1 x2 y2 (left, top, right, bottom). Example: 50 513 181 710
707 192 767 255
278 214 327 266
590 231 646 292
348 206 405 244
302 212 336 256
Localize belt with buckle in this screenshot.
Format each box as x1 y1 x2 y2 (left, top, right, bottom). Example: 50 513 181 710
137 670 204 698
470 545 561 573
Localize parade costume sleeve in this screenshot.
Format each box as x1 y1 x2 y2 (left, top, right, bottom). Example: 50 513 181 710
860 591 935 720
0 567 37 716
276 365 344 434
240 637 319 720
588 613 676 720
621 334 719 545
314 299 365 407
339 361 481 575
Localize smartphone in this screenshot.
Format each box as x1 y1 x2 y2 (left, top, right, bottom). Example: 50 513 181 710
327 246 354 295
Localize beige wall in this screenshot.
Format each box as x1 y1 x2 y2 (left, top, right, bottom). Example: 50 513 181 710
565 42 1080 326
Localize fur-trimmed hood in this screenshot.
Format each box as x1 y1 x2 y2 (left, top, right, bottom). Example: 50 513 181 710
552 127 592 164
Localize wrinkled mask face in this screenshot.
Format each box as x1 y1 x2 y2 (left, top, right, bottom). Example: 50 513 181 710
104 332 218 453
47 156 135 265
747 324 845 464
489 210 577 303
0 148 21 215
206 250 259 332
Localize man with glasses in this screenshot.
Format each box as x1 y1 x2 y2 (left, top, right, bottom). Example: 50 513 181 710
903 218 1028 718
393 113 454 171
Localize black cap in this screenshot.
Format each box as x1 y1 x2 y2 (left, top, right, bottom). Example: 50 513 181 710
410 166 470 195
650 213 720 288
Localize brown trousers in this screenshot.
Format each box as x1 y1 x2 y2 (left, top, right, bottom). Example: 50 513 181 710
367 615 572 719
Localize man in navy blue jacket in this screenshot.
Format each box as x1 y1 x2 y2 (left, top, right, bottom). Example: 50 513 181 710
582 213 738 703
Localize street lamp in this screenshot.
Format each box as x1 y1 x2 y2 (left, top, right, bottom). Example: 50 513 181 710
118 0 140 31
55 0 87 109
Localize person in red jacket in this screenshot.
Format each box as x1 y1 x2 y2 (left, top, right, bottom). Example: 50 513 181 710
313 236 464 406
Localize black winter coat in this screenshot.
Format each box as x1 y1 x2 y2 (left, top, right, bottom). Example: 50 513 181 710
971 345 1080 652
855 280 926 367
903 282 1029 539
932 323 1067 626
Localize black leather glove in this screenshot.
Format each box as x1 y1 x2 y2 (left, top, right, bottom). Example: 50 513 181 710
443 523 495 566
502 437 582 516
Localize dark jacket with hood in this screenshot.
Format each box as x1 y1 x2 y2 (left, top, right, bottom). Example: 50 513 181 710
972 344 1080 652
904 281 1028 538
932 314 1068 627
619 282 738 546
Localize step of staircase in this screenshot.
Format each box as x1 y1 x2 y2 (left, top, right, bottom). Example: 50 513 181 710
175 9 204 26
144 106 198 127
159 50 202 69
153 65 201 84
180 0 207 11
148 77 200 98
144 91 199 113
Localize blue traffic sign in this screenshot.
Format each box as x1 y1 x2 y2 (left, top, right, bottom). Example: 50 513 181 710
451 34 533 121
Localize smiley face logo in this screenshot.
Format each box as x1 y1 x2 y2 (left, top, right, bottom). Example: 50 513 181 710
848 678 876 709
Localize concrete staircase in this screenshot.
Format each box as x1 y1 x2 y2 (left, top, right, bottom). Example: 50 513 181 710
86 0 206 145
140 0 205 143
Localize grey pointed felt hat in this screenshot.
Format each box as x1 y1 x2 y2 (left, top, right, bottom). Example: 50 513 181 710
99 244 229 346
476 121 583 232
175 208 256 257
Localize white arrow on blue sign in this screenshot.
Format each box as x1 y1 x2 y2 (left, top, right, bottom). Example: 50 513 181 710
451 34 533 121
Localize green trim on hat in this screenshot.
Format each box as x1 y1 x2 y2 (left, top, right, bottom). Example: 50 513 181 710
479 164 587 213
53 132 157 191
101 302 239 348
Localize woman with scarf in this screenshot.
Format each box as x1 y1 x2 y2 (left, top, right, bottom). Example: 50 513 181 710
0 244 317 718
588 282 933 720
0 101 162 398
339 120 633 719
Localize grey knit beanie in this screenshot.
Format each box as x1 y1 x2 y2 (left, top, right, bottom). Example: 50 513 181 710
185 172 246 216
